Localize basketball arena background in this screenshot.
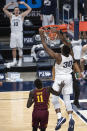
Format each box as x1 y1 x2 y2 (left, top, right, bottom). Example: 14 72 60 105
0 0 87 130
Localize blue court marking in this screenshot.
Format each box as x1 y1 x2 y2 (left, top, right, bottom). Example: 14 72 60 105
60 97 87 124
58 79 87 124
74 109 87 123
0 81 53 92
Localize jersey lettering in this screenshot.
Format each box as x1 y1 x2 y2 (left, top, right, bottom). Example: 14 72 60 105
63 61 72 68
37 94 44 102
14 22 18 26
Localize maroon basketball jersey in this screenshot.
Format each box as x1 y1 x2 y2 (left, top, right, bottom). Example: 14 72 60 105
34 88 50 110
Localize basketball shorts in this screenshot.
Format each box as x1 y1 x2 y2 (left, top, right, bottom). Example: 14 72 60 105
10 32 23 48
42 14 54 26
32 110 49 129
72 45 82 60
52 74 73 95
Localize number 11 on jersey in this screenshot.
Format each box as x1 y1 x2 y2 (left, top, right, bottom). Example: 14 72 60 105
37 95 44 102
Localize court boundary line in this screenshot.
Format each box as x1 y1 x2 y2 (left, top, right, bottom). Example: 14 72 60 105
60 97 87 125
0 98 28 101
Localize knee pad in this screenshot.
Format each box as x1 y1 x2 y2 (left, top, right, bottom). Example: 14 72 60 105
51 96 60 109
18 48 23 57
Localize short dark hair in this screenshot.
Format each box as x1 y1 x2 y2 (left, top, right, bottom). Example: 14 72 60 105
61 45 71 57
17 0 21 2
14 7 19 10
34 79 42 89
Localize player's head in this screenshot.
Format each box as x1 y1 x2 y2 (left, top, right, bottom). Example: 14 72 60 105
61 45 71 57
34 79 42 89
14 7 20 16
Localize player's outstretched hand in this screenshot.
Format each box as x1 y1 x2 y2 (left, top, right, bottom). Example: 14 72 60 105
58 81 65 89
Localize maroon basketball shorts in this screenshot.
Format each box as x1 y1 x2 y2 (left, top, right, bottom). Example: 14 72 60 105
32 110 49 129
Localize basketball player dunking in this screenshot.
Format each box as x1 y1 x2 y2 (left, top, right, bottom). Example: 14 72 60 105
3 1 32 67
27 79 65 131
39 29 82 131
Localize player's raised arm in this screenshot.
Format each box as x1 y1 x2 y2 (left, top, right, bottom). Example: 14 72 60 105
3 2 15 18
56 30 75 58
27 90 34 108
81 45 87 57
18 1 32 18
48 81 65 96
39 29 61 60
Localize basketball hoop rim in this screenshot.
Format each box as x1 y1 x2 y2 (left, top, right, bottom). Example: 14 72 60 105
39 25 60 40
39 25 60 31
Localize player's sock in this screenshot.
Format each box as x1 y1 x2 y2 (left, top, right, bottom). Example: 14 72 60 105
17 58 22 66
69 113 72 120
57 112 62 119
13 58 17 63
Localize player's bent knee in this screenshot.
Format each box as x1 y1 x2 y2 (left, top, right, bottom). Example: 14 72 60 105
65 101 72 111
51 97 58 105
51 97 60 109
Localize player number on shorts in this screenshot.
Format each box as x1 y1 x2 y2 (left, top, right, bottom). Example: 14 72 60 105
37 95 43 102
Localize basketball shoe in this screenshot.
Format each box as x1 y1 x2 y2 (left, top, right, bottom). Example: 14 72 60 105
55 117 66 130
4 61 17 68
68 118 75 131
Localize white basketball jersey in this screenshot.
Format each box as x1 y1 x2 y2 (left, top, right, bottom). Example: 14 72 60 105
11 15 23 33
55 55 73 75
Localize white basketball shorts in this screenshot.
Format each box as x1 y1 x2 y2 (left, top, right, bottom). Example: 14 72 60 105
52 74 73 95
42 14 55 26
10 32 23 48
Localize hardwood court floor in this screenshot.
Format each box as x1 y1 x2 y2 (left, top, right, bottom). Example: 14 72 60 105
0 91 87 131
